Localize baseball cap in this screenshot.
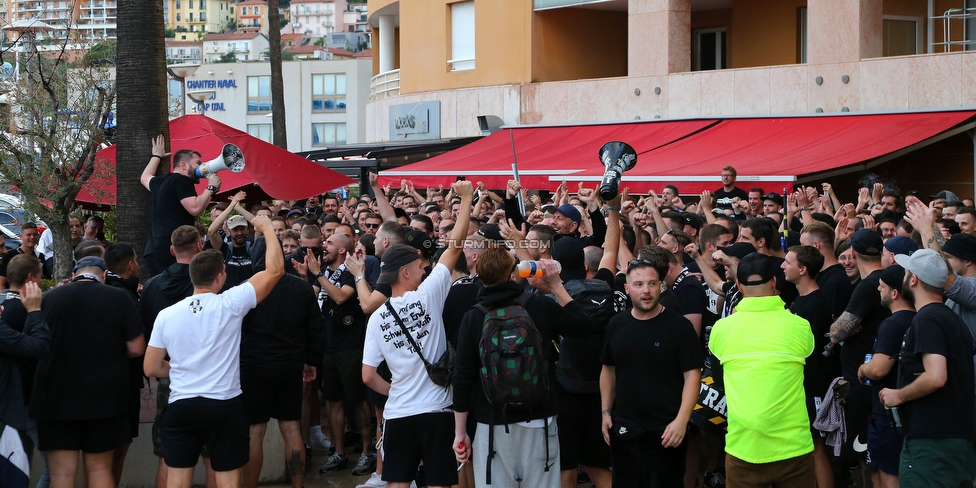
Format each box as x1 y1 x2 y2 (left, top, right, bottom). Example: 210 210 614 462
227 215 248 229
879 264 906 290
377 244 422 285
883 235 917 257
930 190 960 202
942 233 976 262
405 229 437 259
895 249 948 288
286 208 303 218
736 252 776 286
761 193 783 206
73 256 107 272
851 229 883 257
555 204 582 225
718 242 758 260
477 223 505 242
682 213 702 231
541 204 558 215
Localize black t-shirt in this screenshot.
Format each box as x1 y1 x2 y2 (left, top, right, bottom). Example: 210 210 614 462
147 173 197 257
791 290 841 404
721 281 742 318
141 262 194 340
441 276 482 349
30 281 143 420
595 268 628 315
601 308 703 432
242 274 324 370
3 295 33 405
222 244 254 291
768 256 798 307
840 270 890 381
869 310 914 417
672 270 706 321
713 186 749 210
816 263 854 320
898 303 976 439
320 267 366 353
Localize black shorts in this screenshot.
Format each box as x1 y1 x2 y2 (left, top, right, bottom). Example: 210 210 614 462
383 412 458 486
557 391 612 470
843 382 870 460
159 396 249 472
241 367 303 424
321 350 367 403
866 415 903 475
37 413 131 453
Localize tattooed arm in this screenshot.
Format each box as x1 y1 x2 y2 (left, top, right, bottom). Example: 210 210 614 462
828 311 863 344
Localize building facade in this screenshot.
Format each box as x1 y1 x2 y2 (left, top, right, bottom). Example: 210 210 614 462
176 58 372 151
202 31 269 62
235 0 269 35
166 39 203 64
288 0 343 38
164 0 235 40
365 0 976 144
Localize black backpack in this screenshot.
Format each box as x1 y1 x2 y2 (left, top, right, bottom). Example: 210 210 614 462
556 279 617 394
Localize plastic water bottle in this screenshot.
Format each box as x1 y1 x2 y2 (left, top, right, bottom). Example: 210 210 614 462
863 354 873 385
886 405 905 432
518 260 561 278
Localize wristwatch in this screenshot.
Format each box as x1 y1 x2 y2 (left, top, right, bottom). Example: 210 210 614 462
799 206 811 212
206 185 219 194
355 275 364 283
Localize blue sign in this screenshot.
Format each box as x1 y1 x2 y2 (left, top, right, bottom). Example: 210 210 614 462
187 79 238 89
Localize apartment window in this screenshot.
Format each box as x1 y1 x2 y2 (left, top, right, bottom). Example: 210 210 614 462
176 12 181 21
200 11 206 21
449 1 475 71
693 27 726 71
247 124 272 143
312 74 346 111
189 12 194 21
200 0 206 8
247 76 271 112
176 0 180 8
188 0 193 8
254 6 259 14
883 16 922 56
241 6 247 15
312 123 346 146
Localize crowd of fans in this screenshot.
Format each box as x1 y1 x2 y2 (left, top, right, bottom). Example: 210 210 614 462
2 145 976 488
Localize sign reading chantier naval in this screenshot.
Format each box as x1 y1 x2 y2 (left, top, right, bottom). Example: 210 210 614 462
390 101 441 141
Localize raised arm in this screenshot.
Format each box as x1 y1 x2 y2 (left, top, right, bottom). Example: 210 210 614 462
437 181 475 273
140 134 169 190
369 172 398 222
207 191 246 252
599 194 622 273
247 215 285 303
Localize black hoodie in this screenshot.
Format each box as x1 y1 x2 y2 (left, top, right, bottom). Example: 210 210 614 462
452 281 598 424
140 261 194 340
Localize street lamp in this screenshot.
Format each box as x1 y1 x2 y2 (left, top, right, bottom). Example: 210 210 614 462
167 62 200 116
2 19 55 81
187 90 216 116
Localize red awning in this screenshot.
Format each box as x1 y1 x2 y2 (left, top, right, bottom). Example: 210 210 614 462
379 119 718 190
76 115 355 208
382 111 976 196
558 110 976 195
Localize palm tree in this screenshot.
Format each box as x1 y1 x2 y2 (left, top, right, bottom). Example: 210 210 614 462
269 0 288 149
116 0 169 278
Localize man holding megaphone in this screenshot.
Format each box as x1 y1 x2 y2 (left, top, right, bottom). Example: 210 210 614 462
141 134 222 277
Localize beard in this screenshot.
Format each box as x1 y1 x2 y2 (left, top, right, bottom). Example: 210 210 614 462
631 293 661 314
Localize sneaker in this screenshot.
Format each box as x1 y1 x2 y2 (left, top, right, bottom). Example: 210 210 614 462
352 453 377 476
355 472 387 488
577 465 590 484
311 428 332 451
319 452 349 472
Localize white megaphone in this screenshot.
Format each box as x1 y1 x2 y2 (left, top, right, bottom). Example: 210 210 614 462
195 143 246 178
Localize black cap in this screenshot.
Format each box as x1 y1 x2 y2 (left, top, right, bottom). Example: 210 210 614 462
851 228 883 256
477 223 505 242
943 233 976 262
377 244 421 285
718 242 758 260
73 256 107 272
736 252 776 286
682 213 702 231
405 229 437 260
880 264 906 290
761 193 783 206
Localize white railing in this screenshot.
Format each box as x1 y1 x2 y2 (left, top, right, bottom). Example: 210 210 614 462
369 68 399 101
935 8 976 52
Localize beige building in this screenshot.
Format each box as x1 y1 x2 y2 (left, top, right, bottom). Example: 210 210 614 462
364 0 976 196
164 0 235 40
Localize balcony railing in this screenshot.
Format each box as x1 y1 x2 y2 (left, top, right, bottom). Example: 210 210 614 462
369 69 399 101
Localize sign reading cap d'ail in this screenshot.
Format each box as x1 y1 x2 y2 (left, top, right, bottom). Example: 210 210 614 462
390 101 441 141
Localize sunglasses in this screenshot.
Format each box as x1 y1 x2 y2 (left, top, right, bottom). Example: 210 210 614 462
363 223 379 229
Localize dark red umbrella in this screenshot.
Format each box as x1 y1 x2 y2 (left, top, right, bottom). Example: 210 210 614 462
77 114 354 207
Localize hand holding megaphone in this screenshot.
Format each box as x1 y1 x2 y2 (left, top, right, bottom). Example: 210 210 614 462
598 141 637 201
195 143 246 178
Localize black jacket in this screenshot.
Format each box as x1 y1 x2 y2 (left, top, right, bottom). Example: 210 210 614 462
140 262 193 340
452 281 597 424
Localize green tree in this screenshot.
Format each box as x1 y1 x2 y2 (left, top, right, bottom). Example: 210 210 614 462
0 38 116 279
164 28 176 38
217 51 238 63
83 40 116 66
117 0 169 280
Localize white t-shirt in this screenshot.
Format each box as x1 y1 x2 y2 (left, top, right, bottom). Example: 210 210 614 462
363 263 453 420
38 228 53 258
149 282 258 403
